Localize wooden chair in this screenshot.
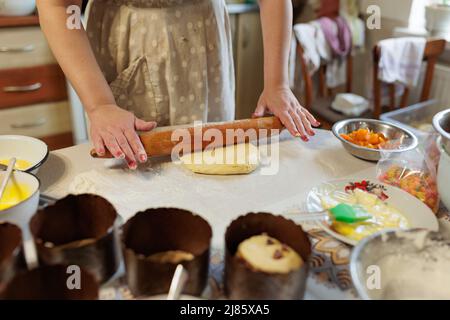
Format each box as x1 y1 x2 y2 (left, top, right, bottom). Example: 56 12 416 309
372 38 446 119
296 43 357 129
297 38 446 128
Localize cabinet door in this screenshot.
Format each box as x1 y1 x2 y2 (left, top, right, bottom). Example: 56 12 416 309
0 101 72 138
0 27 56 69
0 64 67 110
234 12 264 120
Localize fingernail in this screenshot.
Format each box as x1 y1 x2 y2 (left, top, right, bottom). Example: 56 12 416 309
129 162 137 170
98 150 105 156
302 136 309 142
117 152 125 159
295 132 301 137
139 154 147 163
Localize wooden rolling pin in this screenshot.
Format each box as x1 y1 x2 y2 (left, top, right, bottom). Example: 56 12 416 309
90 116 284 158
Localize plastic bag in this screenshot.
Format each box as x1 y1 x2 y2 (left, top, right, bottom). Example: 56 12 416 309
377 134 440 214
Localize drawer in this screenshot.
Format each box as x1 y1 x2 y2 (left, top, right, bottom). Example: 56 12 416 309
0 26 56 69
41 132 74 151
0 101 73 138
0 64 67 109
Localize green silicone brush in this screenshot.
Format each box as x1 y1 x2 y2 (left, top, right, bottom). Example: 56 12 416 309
328 203 372 223
286 203 372 224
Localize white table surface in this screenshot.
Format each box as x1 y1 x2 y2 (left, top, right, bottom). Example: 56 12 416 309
36 129 378 300
38 129 374 199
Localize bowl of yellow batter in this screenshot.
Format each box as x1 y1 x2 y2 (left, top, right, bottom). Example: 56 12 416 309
0 135 48 174
0 170 40 238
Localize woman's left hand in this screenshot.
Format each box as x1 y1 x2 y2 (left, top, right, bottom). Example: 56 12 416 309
253 86 320 142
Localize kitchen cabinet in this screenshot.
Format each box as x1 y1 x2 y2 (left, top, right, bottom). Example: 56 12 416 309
0 16 74 150
229 5 264 120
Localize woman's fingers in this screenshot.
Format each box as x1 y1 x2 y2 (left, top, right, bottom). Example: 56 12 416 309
278 111 299 137
102 131 125 160
124 128 147 163
288 108 308 141
252 102 266 118
296 107 315 136
302 107 320 127
92 132 105 156
114 131 138 169
135 118 157 131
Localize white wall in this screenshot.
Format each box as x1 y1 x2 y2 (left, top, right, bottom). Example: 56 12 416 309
360 0 414 23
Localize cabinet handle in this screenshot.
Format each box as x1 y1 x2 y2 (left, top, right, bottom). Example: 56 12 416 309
0 44 35 53
3 82 42 93
10 117 47 129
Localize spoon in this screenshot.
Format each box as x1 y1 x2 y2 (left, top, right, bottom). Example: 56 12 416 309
167 264 189 300
0 158 16 202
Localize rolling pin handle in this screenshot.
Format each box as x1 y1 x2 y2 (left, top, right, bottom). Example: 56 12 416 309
90 149 113 159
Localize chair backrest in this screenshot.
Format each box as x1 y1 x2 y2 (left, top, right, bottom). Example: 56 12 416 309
372 38 446 119
296 42 353 109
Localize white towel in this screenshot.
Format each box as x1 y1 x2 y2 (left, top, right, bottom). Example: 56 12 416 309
310 20 346 88
378 37 426 87
310 20 333 62
331 93 369 116
293 23 321 74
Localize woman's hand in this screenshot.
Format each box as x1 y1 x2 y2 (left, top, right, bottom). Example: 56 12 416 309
88 104 157 169
253 86 320 141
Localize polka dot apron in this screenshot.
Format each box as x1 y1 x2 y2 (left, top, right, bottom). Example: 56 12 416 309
86 0 235 126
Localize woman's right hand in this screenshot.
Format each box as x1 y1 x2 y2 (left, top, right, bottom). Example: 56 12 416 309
88 104 157 169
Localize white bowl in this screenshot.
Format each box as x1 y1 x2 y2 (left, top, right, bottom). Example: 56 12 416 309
0 170 40 239
351 229 449 300
0 135 48 174
437 138 450 211
0 0 36 16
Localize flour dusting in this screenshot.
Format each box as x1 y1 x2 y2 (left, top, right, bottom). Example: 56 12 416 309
377 235 450 299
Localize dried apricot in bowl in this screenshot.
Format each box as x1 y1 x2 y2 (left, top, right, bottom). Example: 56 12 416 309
340 129 388 149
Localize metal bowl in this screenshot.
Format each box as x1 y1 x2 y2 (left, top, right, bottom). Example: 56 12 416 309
433 108 450 155
332 119 419 162
350 229 449 300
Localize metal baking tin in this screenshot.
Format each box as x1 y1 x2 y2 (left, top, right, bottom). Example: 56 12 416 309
0 264 99 300
0 222 27 286
121 208 212 297
224 212 312 300
29 194 120 284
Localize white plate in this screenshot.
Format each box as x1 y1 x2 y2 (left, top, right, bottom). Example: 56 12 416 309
306 179 439 246
0 135 48 173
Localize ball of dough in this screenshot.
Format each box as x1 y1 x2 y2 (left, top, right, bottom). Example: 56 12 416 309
180 143 259 175
236 234 303 274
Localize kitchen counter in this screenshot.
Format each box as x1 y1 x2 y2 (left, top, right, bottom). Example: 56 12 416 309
38 129 374 201
37 129 376 249
35 129 450 299
37 129 378 299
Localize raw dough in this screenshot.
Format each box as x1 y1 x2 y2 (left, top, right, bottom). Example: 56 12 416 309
146 250 195 264
180 143 259 175
236 234 303 274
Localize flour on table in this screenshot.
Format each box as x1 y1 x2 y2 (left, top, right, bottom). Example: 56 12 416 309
67 131 360 250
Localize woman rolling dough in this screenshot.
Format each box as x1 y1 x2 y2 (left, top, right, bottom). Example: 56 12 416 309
37 0 319 169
